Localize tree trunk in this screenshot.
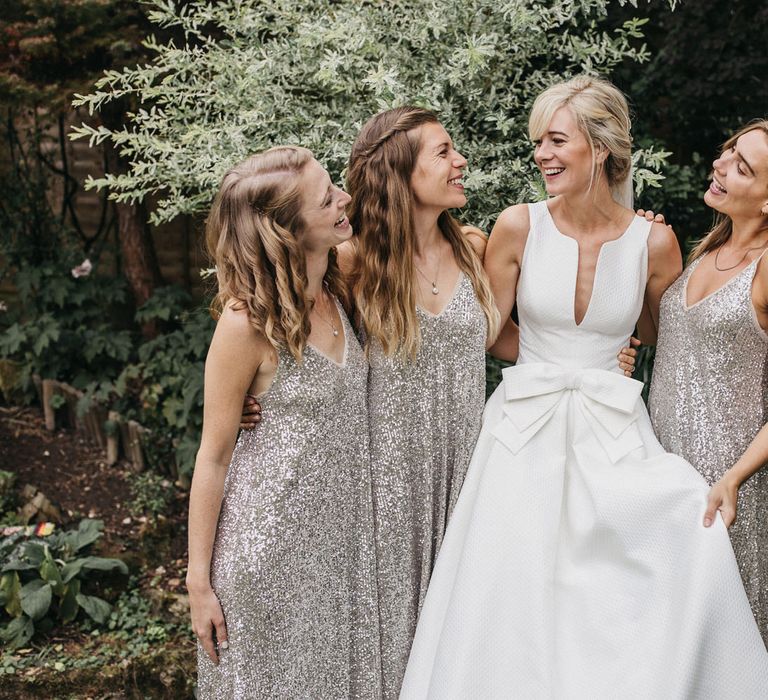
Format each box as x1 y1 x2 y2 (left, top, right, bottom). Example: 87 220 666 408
99 103 163 336
115 196 161 308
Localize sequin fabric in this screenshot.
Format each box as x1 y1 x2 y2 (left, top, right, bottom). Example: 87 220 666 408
367 272 487 699
649 252 768 641
197 304 382 699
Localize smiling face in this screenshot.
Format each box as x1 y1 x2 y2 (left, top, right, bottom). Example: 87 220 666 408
533 106 606 198
297 158 353 252
409 121 468 213
704 127 768 221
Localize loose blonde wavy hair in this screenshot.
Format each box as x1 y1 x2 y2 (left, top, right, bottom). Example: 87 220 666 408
207 146 347 361
347 106 499 359
689 120 768 262
529 75 634 208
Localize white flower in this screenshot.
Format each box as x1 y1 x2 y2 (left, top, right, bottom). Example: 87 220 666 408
71 259 93 278
0 301 7 312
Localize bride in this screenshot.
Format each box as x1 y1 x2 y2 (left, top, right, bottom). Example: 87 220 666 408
399 76 768 699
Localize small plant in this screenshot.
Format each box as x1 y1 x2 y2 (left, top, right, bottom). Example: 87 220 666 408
0 519 128 648
129 472 175 521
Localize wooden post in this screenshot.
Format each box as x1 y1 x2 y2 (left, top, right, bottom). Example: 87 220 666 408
106 411 120 466
42 379 56 431
126 420 146 472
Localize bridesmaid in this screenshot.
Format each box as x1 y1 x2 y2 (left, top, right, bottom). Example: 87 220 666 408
341 106 509 698
647 120 768 640
187 146 381 698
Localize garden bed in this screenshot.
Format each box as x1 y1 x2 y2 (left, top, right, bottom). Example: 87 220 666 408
0 406 196 699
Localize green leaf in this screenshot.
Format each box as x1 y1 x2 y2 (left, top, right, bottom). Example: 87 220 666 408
0 572 22 617
58 579 80 623
20 542 45 567
79 557 128 575
39 550 65 595
0 323 26 355
60 558 86 583
0 615 34 648
76 593 111 624
74 519 104 552
19 579 52 621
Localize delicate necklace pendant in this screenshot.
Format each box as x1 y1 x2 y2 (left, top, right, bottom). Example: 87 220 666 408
431 284 439 295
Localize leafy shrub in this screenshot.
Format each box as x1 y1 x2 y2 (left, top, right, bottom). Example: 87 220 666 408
0 520 128 648
72 0 674 229
0 257 133 401
84 291 215 480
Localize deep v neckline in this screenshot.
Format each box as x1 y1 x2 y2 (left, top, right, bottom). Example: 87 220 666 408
544 202 638 327
683 250 767 311
417 271 464 319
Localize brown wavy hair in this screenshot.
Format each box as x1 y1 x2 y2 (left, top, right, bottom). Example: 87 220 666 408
689 120 768 262
206 146 347 361
347 106 499 359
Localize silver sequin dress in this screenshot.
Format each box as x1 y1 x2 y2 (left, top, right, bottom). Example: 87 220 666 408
197 303 382 699
367 272 487 699
649 251 768 641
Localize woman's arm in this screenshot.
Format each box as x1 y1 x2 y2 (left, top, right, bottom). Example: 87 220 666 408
187 306 268 663
483 204 529 348
636 222 682 345
488 317 520 362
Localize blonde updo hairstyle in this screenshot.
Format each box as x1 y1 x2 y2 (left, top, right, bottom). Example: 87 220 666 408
347 106 500 360
528 75 634 208
206 146 347 361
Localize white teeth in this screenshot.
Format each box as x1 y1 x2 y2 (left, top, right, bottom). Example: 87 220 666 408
712 178 727 194
448 177 463 185
334 213 346 225
544 168 565 175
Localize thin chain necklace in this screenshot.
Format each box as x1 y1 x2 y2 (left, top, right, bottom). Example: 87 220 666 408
414 244 443 295
313 289 339 337
714 239 768 272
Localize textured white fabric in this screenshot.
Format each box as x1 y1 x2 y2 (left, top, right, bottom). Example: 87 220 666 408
400 201 768 699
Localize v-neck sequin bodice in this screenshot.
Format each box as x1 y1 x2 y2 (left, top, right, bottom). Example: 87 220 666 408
649 251 768 640
367 271 487 698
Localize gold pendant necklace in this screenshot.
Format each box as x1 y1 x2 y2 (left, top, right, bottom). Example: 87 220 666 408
414 245 443 295
314 291 339 336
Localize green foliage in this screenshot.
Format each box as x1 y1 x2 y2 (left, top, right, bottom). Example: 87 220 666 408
72 0 673 228
0 520 128 648
87 293 215 478
128 472 175 521
0 256 132 398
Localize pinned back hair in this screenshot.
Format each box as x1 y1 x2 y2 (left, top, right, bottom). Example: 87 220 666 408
347 106 499 359
207 146 347 361
529 75 633 207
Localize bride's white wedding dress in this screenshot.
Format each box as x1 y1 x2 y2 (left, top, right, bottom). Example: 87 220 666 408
400 201 768 699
